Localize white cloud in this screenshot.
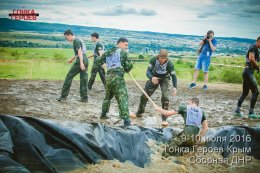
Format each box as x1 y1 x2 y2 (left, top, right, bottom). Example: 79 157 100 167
0 0 259 38
93 5 156 16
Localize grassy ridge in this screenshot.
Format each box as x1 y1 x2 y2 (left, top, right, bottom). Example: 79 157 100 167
0 47 258 84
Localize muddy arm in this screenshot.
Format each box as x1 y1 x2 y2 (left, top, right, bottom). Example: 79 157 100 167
199 120 208 137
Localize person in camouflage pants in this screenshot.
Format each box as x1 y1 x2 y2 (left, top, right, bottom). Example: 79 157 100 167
57 29 88 102
99 37 133 127
156 98 208 156
88 32 106 90
136 49 177 126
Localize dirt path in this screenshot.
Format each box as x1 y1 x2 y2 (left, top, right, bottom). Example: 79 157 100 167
1 79 260 128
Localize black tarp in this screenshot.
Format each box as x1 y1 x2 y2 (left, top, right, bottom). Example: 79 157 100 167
0 114 260 173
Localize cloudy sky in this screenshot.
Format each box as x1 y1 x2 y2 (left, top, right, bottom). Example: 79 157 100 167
0 0 259 39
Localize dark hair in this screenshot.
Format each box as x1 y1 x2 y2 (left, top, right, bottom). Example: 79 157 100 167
207 30 214 35
117 37 128 44
257 36 260 41
91 32 99 39
64 29 74 36
190 98 199 106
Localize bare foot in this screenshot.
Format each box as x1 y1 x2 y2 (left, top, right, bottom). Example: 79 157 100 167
130 112 137 119
161 121 169 127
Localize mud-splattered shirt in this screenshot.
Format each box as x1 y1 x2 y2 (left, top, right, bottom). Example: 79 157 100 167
99 47 133 76
178 105 206 133
146 57 177 88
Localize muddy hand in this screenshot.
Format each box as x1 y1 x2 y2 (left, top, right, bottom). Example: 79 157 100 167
68 60 72 64
152 77 159 84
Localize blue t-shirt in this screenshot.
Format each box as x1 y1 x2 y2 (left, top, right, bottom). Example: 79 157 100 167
201 38 217 57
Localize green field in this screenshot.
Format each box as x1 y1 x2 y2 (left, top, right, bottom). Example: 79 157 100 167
0 47 256 84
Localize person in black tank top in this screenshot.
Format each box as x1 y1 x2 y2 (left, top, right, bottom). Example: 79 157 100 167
234 36 260 119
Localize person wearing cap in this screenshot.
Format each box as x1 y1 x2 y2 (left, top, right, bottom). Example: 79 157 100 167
188 30 217 90
135 49 177 126
88 32 106 90
99 37 133 128
57 29 88 102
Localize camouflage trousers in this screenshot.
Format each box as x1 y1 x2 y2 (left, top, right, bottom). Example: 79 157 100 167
61 58 88 99
171 126 199 146
101 73 129 120
137 77 170 120
88 60 106 90
163 126 199 157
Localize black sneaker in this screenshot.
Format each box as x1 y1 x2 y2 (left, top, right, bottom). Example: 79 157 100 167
100 114 109 119
123 118 131 128
162 115 167 121
135 110 143 117
79 98 88 102
202 85 208 90
188 83 196 89
88 85 92 91
57 97 67 101
234 110 243 117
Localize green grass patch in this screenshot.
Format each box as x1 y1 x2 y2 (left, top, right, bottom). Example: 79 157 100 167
0 47 253 84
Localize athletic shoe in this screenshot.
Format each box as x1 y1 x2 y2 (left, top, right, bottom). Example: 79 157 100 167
57 97 67 101
188 83 196 89
135 111 143 118
123 118 131 128
248 113 260 119
162 115 167 121
202 85 208 90
79 98 88 103
234 111 243 117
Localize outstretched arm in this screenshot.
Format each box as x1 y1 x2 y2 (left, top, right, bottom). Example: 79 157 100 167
155 106 177 117
68 56 76 64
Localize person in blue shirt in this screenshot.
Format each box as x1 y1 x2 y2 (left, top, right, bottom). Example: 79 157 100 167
188 30 217 90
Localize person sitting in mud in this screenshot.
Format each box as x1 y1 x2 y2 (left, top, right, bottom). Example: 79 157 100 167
99 37 133 128
57 29 88 102
234 36 260 119
155 98 208 155
135 49 177 126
